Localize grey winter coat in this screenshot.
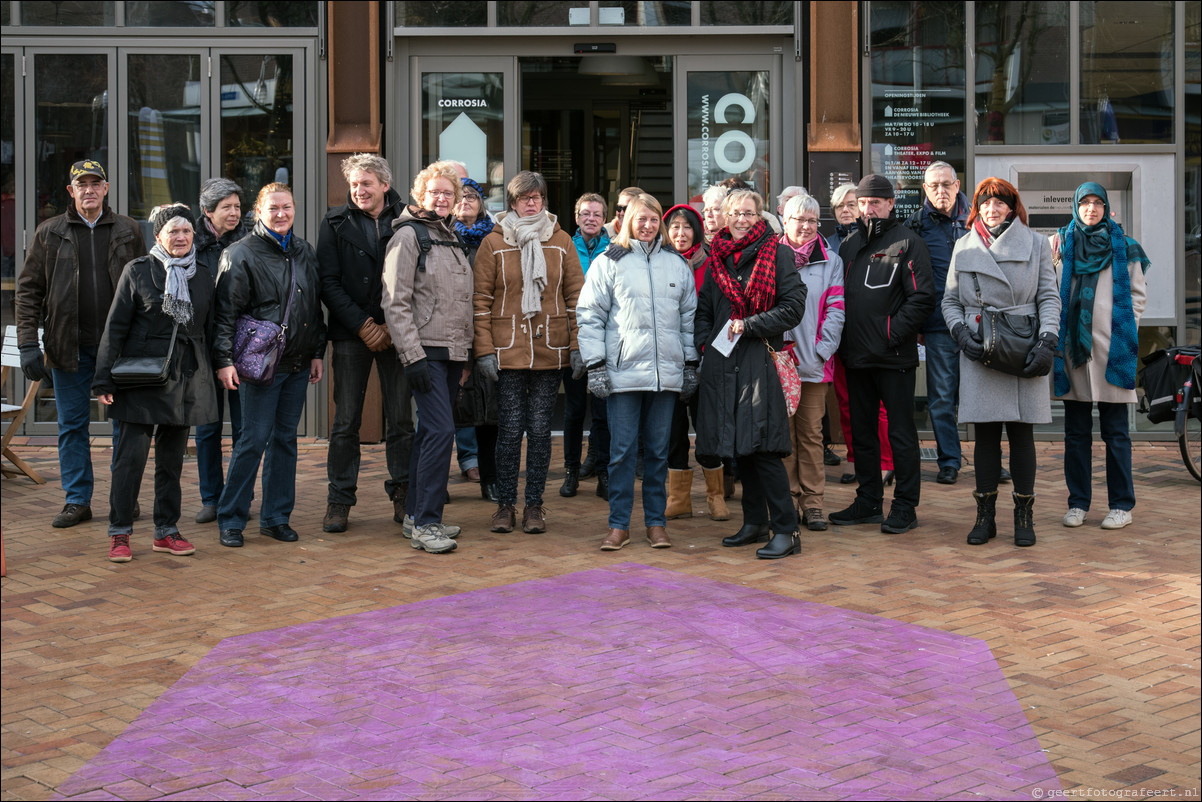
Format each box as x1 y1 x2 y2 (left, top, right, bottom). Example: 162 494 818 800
942 220 1061 423
576 237 698 393
694 232 806 460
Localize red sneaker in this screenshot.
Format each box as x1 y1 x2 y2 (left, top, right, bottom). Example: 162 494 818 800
108 534 132 563
152 532 196 556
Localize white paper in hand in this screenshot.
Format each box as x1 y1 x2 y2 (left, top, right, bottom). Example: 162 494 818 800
711 324 741 357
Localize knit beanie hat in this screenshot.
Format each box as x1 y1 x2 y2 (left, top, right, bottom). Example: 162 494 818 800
150 203 195 237
856 174 894 199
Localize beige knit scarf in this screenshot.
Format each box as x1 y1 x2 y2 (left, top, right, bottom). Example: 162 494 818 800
500 210 556 319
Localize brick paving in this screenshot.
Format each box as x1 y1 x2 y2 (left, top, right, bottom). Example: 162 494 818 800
1 437 1199 800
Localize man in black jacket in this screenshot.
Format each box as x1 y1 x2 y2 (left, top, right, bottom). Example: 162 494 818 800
15 160 148 528
317 154 412 533
831 174 936 534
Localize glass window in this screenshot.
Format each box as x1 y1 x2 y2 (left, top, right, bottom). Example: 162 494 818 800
497 2 576 27
1185 1 1200 345
127 55 201 223
699 1 790 27
395 0 486 27
2 54 14 335
21 1 114 26
975 1 1070 145
125 1 215 26
421 73 504 211
868 0 966 221
220 54 294 211
1080 1 1174 145
1 4 9 25
227 1 318 27
685 70 771 203
34 53 109 225
599 1 692 27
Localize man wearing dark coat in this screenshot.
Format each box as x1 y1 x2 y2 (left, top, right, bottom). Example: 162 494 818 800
831 174 936 535
15 160 148 528
317 153 412 533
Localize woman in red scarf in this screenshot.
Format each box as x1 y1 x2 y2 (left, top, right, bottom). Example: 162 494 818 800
693 190 807 559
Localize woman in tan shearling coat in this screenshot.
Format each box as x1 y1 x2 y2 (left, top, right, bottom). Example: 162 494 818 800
473 171 585 535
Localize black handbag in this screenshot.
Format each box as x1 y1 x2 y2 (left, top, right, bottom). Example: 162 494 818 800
111 322 179 388
971 273 1038 378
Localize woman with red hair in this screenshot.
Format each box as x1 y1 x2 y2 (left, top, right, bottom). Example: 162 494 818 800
942 178 1061 547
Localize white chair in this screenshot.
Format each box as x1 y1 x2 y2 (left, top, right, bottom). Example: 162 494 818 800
1 325 47 484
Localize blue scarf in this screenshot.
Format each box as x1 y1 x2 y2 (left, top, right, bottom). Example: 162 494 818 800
453 178 495 248
1053 182 1148 396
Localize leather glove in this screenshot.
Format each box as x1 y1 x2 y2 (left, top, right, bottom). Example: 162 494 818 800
19 344 47 382
587 365 611 399
680 364 699 403
952 323 984 361
476 354 499 384
405 358 433 395
1022 332 1058 378
359 319 391 352
570 350 586 381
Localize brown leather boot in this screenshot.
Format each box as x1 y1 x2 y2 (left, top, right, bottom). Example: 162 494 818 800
600 528 630 550
646 525 671 548
665 469 694 519
703 467 730 521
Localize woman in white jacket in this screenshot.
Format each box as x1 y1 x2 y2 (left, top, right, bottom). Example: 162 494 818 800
577 193 698 551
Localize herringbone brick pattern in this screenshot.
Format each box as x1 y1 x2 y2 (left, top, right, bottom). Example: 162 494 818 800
2 437 1199 800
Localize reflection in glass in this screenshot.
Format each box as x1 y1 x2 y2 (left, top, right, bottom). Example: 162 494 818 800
125 1 215 26
497 2 576 27
868 1 966 221
2 54 14 334
396 0 486 27
975 1 1070 145
34 53 109 225
21 1 114 25
599 1 692 26
700 1 790 26
220 54 294 218
127 55 201 223
1080 1 1174 144
1185 1 1200 345
422 73 504 211
686 71 771 204
227 1 318 27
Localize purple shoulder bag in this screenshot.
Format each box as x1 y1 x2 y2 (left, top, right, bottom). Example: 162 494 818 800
232 258 296 386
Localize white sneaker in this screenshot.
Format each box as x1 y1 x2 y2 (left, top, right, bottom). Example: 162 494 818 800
403 514 459 539
1100 509 1133 530
1062 508 1088 528
410 523 458 553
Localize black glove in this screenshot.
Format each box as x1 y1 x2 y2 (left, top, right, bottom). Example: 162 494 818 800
680 363 699 403
476 354 499 384
1022 332 1058 378
19 344 48 382
952 323 984 361
405 358 433 395
570 350 586 381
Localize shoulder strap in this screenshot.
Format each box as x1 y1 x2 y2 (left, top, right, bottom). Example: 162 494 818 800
399 220 469 271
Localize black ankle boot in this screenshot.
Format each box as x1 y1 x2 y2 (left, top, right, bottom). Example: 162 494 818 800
595 470 610 501
1014 492 1036 547
580 450 597 478
966 490 998 545
756 530 801 559
560 464 580 497
722 522 771 547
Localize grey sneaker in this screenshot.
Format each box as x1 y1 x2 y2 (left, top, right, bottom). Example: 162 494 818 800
402 515 459 539
410 522 457 554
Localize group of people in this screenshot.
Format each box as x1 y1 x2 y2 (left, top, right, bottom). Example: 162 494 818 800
13 155 1148 563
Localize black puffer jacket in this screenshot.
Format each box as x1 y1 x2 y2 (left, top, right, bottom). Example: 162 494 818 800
92 254 219 426
837 215 935 370
317 188 403 341
693 231 806 460
195 219 248 279
212 220 327 374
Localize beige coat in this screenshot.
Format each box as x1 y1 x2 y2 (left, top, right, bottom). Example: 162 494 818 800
472 214 584 371
1054 257 1148 404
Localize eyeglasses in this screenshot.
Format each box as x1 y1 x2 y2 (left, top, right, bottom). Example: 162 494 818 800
426 189 456 200
1078 199 1105 209
833 201 856 210
729 210 758 220
460 193 481 203
578 211 605 220
924 181 957 190
517 193 543 204
787 216 820 228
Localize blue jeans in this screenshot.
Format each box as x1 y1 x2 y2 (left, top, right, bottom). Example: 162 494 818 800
52 346 119 505
605 391 675 529
1063 400 1135 512
327 339 413 505
456 427 479 473
217 369 310 530
924 330 962 470
195 387 242 507
404 360 461 526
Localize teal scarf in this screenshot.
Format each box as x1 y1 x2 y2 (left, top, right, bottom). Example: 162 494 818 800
1053 182 1149 396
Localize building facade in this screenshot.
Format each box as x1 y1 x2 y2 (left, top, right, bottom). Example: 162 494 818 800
1 1 1197 440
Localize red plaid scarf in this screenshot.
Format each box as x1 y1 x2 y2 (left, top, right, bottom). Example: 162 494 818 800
702 220 777 319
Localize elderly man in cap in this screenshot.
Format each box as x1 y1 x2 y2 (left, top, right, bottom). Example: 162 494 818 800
831 174 935 534
16 160 148 528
